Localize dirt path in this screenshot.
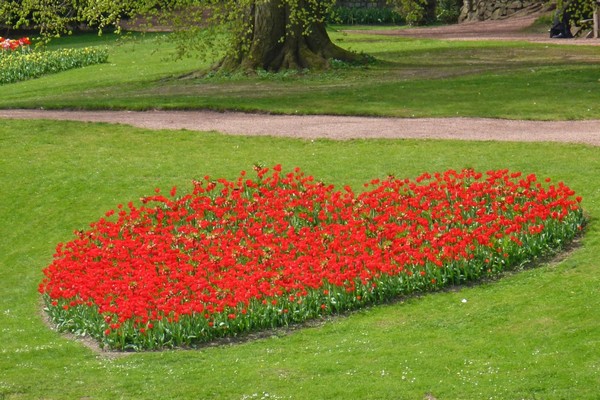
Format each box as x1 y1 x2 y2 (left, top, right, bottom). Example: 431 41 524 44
1 109 599 146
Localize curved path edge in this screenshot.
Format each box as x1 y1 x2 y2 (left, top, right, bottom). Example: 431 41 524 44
1 109 599 146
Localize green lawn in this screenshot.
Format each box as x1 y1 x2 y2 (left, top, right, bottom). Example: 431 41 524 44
0 29 600 119
1 27 599 399
1 119 599 399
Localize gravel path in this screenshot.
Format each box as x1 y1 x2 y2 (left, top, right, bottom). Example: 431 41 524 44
1 109 599 146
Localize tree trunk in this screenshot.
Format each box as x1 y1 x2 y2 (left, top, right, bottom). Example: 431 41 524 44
219 0 360 72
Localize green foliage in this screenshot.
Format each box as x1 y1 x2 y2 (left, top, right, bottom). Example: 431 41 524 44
557 0 596 27
329 6 404 25
388 0 461 25
0 46 108 85
436 0 462 24
0 0 131 36
390 0 430 25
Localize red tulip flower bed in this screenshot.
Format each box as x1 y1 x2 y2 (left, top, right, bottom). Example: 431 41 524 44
39 166 586 350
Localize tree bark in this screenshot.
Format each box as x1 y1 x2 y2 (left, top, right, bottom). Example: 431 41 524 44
219 0 360 72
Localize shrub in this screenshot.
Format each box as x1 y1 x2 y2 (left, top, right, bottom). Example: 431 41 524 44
436 0 462 24
329 6 404 25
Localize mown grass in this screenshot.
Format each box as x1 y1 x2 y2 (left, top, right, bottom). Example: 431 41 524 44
1 25 599 399
0 29 599 119
1 119 599 399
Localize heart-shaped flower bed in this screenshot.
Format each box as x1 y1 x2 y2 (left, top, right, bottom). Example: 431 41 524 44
39 166 586 350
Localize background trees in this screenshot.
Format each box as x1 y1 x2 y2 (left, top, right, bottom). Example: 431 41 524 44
1 0 363 71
